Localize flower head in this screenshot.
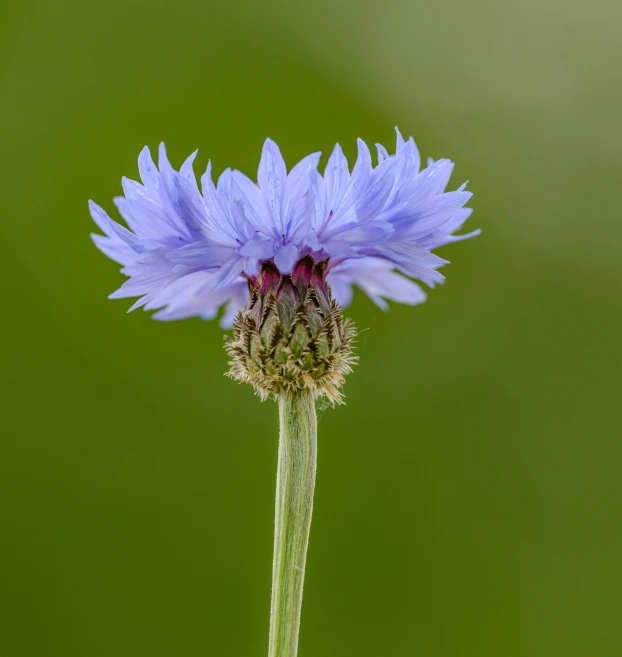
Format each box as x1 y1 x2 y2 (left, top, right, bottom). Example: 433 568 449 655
226 257 357 403
90 129 478 328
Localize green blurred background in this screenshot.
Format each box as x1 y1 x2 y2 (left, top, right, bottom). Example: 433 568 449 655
2 1 621 655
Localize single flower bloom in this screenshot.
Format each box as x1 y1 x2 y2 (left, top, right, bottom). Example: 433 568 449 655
90 129 477 329
89 130 480 657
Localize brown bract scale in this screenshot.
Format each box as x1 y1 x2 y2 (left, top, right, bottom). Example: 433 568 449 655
226 256 357 403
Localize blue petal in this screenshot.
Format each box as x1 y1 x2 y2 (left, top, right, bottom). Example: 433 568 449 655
210 256 246 290
324 143 350 217
238 238 275 259
138 146 160 191
322 221 394 255
282 151 321 241
89 200 139 246
257 138 287 234
165 242 235 268
274 243 300 274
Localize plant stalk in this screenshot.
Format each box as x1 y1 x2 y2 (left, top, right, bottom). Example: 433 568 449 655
268 389 317 657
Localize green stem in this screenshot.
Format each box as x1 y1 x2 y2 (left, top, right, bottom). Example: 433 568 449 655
268 389 318 657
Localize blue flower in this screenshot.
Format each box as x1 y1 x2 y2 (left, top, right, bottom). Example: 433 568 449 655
90 129 478 326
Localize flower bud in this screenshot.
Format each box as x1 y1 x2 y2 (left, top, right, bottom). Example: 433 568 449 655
226 256 356 403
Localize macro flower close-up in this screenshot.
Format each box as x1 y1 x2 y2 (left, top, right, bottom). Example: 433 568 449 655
5 2 620 656
89 128 477 656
